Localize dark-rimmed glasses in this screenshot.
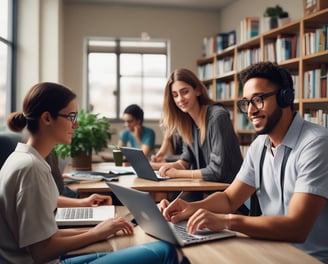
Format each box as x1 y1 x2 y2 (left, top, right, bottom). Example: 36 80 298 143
237 91 278 114
57 112 78 123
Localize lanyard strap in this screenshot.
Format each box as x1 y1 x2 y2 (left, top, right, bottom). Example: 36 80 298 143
259 145 291 213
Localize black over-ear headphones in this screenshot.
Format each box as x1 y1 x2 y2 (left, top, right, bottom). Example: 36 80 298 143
276 68 295 108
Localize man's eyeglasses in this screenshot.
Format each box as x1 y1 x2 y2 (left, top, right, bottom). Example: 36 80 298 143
237 91 278 114
57 112 78 123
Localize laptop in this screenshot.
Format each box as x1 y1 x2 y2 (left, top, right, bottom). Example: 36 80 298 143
55 205 115 227
120 147 168 181
108 183 236 247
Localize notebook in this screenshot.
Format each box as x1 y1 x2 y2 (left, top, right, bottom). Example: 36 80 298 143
120 147 169 181
55 205 115 227
108 183 236 247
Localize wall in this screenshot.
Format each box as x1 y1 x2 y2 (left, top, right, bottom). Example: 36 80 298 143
218 0 304 40
16 0 305 145
62 2 221 105
62 2 222 144
16 0 63 108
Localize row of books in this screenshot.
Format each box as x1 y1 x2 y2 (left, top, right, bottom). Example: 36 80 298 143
304 24 328 55
198 63 213 81
216 56 234 76
199 67 299 101
236 113 253 131
292 75 300 99
240 17 260 43
216 31 236 53
236 47 260 71
202 16 263 57
264 34 299 63
303 66 328 98
304 109 328 128
202 31 236 57
216 80 235 100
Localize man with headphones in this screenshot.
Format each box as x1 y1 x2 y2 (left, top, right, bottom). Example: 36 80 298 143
159 62 328 263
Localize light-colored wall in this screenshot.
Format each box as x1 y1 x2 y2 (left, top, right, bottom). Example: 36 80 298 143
218 0 304 41
16 0 63 106
16 0 305 144
62 2 221 104
62 2 221 144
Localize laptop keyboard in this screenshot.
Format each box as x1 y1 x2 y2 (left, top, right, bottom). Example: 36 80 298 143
174 224 202 242
59 207 93 220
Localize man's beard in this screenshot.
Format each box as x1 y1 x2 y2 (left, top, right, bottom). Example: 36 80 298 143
254 107 282 135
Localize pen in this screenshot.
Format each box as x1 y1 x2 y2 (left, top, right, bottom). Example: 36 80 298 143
173 191 184 202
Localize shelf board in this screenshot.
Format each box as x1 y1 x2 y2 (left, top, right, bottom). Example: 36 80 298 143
197 9 328 137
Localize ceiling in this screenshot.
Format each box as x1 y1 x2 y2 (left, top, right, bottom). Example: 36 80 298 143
65 0 235 10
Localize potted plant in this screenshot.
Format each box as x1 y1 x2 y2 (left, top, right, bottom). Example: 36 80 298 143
55 109 111 170
262 5 290 31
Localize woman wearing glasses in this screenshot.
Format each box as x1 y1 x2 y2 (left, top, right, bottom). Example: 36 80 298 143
0 82 184 264
151 68 243 201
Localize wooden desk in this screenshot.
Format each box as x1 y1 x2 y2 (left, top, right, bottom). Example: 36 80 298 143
69 207 321 264
66 162 229 200
67 175 229 200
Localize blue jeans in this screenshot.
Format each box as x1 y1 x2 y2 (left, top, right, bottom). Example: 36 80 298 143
60 241 179 264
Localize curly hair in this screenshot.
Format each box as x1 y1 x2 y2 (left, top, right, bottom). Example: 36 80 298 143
239 61 294 93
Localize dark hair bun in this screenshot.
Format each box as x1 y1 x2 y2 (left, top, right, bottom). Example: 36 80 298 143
7 112 27 132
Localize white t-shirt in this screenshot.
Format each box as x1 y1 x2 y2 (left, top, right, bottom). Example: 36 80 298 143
0 143 59 264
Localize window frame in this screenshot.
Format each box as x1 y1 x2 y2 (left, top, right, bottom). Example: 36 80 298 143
85 37 170 121
0 0 17 131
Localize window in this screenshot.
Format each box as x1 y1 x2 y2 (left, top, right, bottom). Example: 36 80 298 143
0 0 16 131
86 38 169 120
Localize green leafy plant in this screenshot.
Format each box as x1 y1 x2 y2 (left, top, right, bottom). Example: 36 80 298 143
55 109 111 158
264 5 289 18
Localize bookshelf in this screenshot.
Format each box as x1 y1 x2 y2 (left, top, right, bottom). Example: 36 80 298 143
197 8 328 147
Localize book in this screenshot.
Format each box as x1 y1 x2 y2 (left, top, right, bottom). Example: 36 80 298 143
240 17 260 42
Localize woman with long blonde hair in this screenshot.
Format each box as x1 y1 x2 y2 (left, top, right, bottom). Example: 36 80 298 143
151 68 243 200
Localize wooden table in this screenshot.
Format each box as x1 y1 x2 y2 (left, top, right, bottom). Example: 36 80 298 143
67 175 229 200
68 207 321 264
66 162 229 200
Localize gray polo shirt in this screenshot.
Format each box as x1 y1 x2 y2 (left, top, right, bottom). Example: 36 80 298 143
237 112 328 263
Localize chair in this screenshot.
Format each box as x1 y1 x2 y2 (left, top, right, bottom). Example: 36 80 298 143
0 132 22 169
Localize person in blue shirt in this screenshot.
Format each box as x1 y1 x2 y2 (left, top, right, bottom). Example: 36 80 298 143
118 104 155 157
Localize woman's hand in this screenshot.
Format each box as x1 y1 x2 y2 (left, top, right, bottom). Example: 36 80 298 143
81 193 112 207
158 166 177 178
91 216 134 240
151 152 165 162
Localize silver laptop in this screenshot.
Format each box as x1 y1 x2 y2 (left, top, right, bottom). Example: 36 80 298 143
108 183 235 246
120 147 168 181
55 205 115 227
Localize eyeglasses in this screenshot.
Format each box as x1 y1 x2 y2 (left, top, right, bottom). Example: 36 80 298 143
237 91 278 114
57 112 78 123
124 119 135 124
